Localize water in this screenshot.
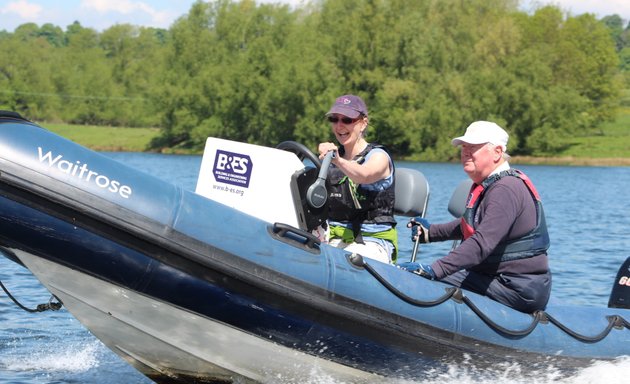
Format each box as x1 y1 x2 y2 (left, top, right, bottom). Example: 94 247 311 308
1 153 629 383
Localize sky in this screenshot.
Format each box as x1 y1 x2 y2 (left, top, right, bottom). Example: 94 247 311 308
0 0 629 33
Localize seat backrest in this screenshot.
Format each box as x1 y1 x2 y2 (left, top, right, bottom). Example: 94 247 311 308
447 178 473 218
394 168 429 218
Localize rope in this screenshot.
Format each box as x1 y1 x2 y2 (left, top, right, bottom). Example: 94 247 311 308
360 258 630 342
0 279 62 313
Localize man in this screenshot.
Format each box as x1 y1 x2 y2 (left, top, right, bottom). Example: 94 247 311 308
401 121 551 313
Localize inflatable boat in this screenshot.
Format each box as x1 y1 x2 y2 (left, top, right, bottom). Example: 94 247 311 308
0 111 628 383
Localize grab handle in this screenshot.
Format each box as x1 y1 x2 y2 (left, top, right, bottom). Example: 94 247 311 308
270 222 321 253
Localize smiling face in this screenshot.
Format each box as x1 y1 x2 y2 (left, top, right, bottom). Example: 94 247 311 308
328 114 366 147
460 142 504 183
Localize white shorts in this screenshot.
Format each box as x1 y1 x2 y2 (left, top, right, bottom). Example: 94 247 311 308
328 238 392 264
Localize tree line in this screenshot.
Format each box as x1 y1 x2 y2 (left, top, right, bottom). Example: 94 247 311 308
1 0 628 160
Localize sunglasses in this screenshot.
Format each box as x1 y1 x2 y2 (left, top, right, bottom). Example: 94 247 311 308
327 116 361 124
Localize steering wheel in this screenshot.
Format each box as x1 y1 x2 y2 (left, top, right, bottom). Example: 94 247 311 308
276 141 321 169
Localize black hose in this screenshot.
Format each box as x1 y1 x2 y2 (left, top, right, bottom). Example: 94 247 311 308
0 279 62 313
461 295 542 337
361 259 630 342
543 313 622 343
362 258 457 307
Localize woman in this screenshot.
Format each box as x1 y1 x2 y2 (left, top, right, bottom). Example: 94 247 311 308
318 94 397 264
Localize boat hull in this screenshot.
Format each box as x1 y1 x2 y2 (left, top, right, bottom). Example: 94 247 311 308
12 251 381 383
0 115 628 383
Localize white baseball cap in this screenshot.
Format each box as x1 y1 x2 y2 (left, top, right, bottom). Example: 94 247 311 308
451 121 509 151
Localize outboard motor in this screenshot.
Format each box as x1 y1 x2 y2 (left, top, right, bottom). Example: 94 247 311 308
608 256 630 309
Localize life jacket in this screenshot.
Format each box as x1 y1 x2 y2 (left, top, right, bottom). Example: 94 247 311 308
327 143 396 243
460 169 550 263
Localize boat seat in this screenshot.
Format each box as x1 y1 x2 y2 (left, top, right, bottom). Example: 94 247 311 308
394 168 430 262
446 178 473 250
394 168 430 218
448 178 473 218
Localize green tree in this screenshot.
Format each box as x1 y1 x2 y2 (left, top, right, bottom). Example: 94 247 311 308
39 23 66 46
555 14 620 124
491 7 621 155
100 24 168 126
601 14 625 51
1 0 623 159
0 33 58 118
52 24 115 124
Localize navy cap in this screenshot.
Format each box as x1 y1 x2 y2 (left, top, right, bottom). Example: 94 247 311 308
326 95 368 118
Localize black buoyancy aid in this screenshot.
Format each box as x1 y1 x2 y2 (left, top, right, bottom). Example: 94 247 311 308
460 169 550 263
327 144 396 242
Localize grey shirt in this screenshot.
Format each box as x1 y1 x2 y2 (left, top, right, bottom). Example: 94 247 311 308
430 175 549 279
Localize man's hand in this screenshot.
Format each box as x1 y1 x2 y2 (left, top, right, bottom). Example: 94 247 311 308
407 217 431 243
398 262 436 280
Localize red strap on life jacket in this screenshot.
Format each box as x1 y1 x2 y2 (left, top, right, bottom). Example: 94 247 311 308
514 171 541 200
460 183 483 240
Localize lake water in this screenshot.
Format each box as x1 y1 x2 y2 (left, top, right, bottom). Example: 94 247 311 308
1 152 629 383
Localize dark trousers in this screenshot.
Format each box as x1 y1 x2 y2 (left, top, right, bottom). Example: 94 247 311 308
441 270 552 313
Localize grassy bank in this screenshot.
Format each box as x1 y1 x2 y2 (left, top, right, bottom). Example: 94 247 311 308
510 106 630 166
511 89 630 166
43 123 160 152
42 106 629 166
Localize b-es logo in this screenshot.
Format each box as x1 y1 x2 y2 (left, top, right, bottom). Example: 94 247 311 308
212 149 253 188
